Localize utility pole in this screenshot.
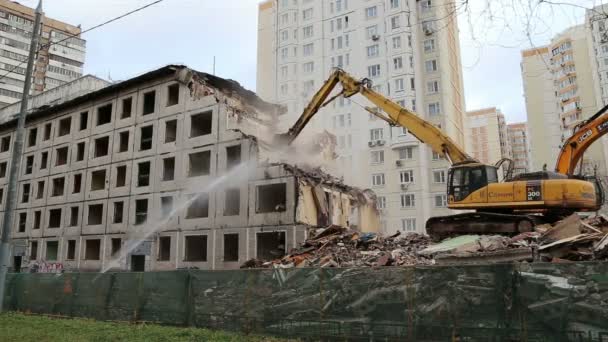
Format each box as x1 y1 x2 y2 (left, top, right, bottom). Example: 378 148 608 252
0 0 43 312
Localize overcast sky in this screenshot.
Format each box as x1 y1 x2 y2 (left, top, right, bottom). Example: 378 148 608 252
19 0 595 123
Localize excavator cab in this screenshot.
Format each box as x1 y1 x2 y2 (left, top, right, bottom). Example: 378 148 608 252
448 163 499 203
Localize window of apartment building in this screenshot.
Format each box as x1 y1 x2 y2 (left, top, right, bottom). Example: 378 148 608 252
397 146 414 160
302 25 314 39
0 188 4 204
370 128 383 140
73 142 84 161
66 240 76 260
302 8 313 20
365 6 377 18
94 136 109 158
21 183 30 203
223 188 240 216
366 25 378 39
91 169 106 191
391 16 400 29
372 173 385 186
401 194 415 208
36 180 44 199
427 81 439 93
303 43 313 56
165 120 177 143
121 97 133 119
368 64 381 78
184 235 207 261
256 183 286 213
400 170 414 184
433 169 446 183
30 240 38 259
370 150 384 164
434 194 448 207
402 218 416 232
390 0 400 8
223 234 239 262
161 196 173 219
0 162 6 178
38 151 48 169
73 173 82 194
79 111 88 130
31 210 41 230
25 155 33 175
137 161 150 187
421 0 432 11
302 62 314 74
17 212 26 232
140 125 153 150
190 111 212 137
226 145 242 170
281 30 288 42
46 241 58 261
111 238 121 257
88 204 103 225
143 91 156 115
113 201 124 224
188 151 211 177
425 60 438 72
115 166 126 187
280 84 288 96
158 236 171 261
43 123 51 141
56 146 68 166
48 209 61 228
58 117 71 136
280 66 288 79
85 239 101 260
409 77 415 91
428 102 441 116
0 136 10 152
280 13 288 25
167 84 180 106
69 206 79 227
28 127 37 147
367 44 379 58
376 196 386 209
135 199 148 225
118 131 129 152
96 104 112 126
281 47 288 61
395 78 405 92
162 157 175 181
187 193 209 218
423 39 435 52
392 36 402 49
422 20 435 33
393 57 404 70
52 177 65 197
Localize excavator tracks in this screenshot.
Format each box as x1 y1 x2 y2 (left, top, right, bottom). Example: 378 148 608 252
426 212 547 240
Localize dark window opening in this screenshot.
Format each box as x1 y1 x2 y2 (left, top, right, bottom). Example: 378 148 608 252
43 123 51 140
0 162 6 177
88 204 103 226
66 240 76 260
165 120 177 143
46 241 58 261
116 166 126 187
36 180 44 199
52 177 65 197
25 156 33 174
158 236 171 261
188 151 211 177
91 169 106 191
111 238 121 256
113 201 124 224
70 206 79 227
137 161 150 187
161 196 173 219
135 199 148 225
167 84 180 106
21 183 29 203
73 173 82 194
97 103 112 126
33 211 41 229
94 136 109 158
28 128 37 147
40 151 48 169
30 241 38 259
48 209 62 228
143 91 156 115
257 232 286 261
119 131 129 152
18 212 26 232
0 188 3 204
121 97 132 119
1 136 10 152
190 111 212 137
58 117 71 136
223 234 239 262
224 188 240 216
184 235 207 261
186 193 209 218
85 239 101 260
76 142 85 161
226 145 242 170
140 125 153 150
79 111 88 130
162 157 175 181
256 183 287 213
56 146 68 166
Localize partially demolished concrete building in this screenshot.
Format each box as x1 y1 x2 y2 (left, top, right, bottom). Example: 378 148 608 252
0 65 379 272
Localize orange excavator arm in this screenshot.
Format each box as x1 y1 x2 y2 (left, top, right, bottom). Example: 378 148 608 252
555 103 608 175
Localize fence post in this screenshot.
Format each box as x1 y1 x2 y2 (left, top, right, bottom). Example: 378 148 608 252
184 271 194 327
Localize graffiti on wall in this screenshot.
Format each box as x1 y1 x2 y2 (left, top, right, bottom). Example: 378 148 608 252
30 261 64 273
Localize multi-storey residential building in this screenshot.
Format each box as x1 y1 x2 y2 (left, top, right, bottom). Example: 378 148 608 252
257 0 466 235
465 107 511 166
507 122 530 175
0 0 85 107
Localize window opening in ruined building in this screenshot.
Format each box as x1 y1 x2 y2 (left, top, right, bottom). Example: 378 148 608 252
66 240 76 260
46 241 58 261
226 145 241 170
113 201 124 223
111 238 121 256
18 212 26 232
165 120 177 143
73 173 82 194
0 136 10 152
135 199 148 225
85 239 101 260
158 236 171 261
58 117 71 136
186 193 209 218
140 125 153 150
162 157 175 181
40 151 48 168
121 97 132 119
223 234 239 262
76 142 85 161
137 161 150 187
30 241 38 259
97 103 112 126
48 209 61 228
52 177 65 197
256 232 286 260
79 111 88 130
224 188 240 216
25 155 33 174
0 188 3 204
88 204 103 226
28 127 37 147
94 136 109 157
167 84 179 106
70 206 78 226
143 91 156 115
36 180 44 199
33 210 41 229
91 169 106 191
21 183 29 203
56 146 68 166
119 131 129 152
0 162 6 177
161 196 173 218
256 183 287 213
43 123 51 140
190 111 212 137
188 150 210 177
184 235 207 261
116 165 126 187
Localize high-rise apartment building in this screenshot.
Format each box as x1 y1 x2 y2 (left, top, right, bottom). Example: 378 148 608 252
0 0 85 107
507 122 530 175
257 0 466 235
465 107 511 166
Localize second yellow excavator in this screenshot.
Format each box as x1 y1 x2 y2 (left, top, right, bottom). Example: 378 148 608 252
277 69 602 237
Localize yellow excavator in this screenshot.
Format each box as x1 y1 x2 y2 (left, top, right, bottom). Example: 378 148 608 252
277 69 603 237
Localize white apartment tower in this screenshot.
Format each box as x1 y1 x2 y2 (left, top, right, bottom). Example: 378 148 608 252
257 0 466 235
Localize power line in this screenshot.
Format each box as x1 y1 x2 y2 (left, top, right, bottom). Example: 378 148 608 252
0 0 166 84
